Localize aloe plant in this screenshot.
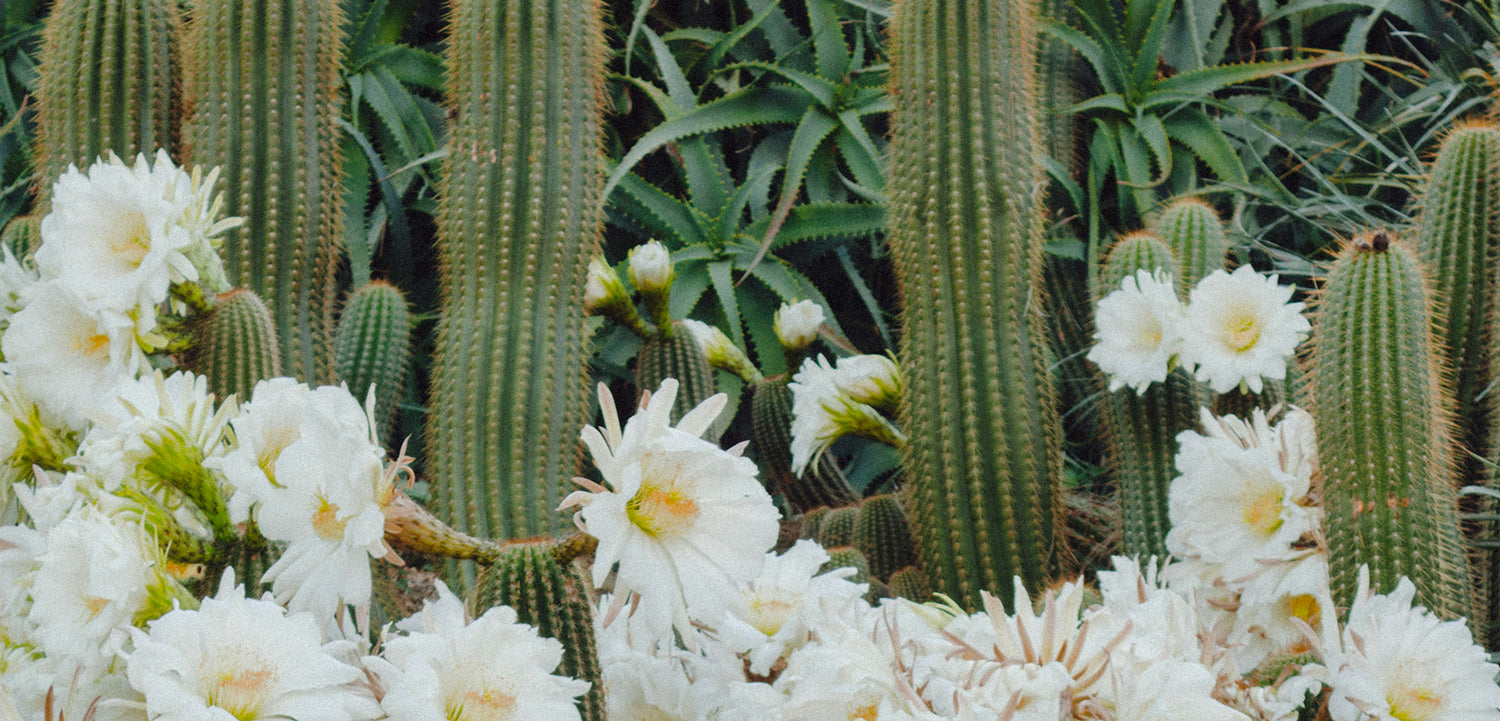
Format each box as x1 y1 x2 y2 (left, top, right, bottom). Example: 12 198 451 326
1313 231 1469 620
180 0 345 384
889 0 1064 609
34 0 179 206
425 0 608 553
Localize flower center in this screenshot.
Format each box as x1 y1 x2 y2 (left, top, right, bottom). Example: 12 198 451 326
1134 318 1164 351
1285 593 1319 624
1388 683 1445 721
626 482 699 537
203 663 277 721
849 704 879 721
76 332 110 358
311 496 345 541
1225 311 1261 352
747 592 798 636
1242 488 1284 538
108 213 152 267
446 686 517 721
83 595 110 620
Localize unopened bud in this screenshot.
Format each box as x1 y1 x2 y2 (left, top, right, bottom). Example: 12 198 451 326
774 300 824 351
627 240 674 294
681 319 762 383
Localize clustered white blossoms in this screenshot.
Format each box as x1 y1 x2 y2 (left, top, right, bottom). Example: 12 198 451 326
1088 266 1310 394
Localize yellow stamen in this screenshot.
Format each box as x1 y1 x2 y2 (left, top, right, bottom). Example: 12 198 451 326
1242 489 1284 538
626 482 700 537
1226 311 1261 352
311 497 346 541
1389 684 1444 721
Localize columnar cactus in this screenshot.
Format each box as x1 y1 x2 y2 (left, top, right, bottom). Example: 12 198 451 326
181 288 281 403
1152 197 1229 292
474 541 604 721
1097 233 1204 559
1313 231 1469 620
335 280 412 445
635 324 716 429
180 0 345 384
425 0 609 548
0 216 39 261
749 379 859 512
888 0 1065 608
35 0 179 205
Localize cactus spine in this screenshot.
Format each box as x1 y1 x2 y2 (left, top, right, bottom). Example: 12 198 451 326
1313 232 1469 620
35 0 179 205
180 0 345 384
888 0 1064 608
1097 233 1205 559
335 280 412 445
0 216 40 262
1152 197 1229 292
474 541 604 721
426 0 608 548
182 288 281 403
816 505 860 549
749 379 859 511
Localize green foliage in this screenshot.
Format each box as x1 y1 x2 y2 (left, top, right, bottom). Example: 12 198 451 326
888 0 1063 610
34 0 178 208
181 0 346 384
474 541 605 721
1313 232 1469 620
181 287 282 405
425 0 609 560
748 378 858 512
335 280 412 445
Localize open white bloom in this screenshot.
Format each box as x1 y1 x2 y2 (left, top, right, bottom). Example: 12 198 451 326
1098 658 1250 721
127 569 377 721
1088 269 1185 394
774 300 825 351
1180 266 1309 394
36 152 199 321
717 539 867 675
788 355 903 475
3 280 144 429
563 379 779 644
1230 553 1336 672
368 580 589 721
1167 423 1316 580
1326 568 1500 721
0 244 37 330
76 370 235 494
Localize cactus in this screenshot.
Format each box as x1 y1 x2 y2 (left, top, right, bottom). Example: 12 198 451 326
816 505 860 549
1313 231 1469 620
1037 0 1079 175
35 0 180 206
424 0 609 554
823 545 871 588
474 540 604 721
853 494 916 581
887 565 930 601
888 0 1065 609
180 0 345 384
180 288 281 404
635 323 717 432
1097 233 1206 559
335 280 412 445
749 379 859 511
1151 197 1229 292
0 216 40 262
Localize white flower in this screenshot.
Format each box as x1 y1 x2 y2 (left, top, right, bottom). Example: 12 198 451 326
1230 553 1336 673
1087 269 1185 394
627 240 674 294
1100 658 1250 721
36 152 199 320
833 354 902 410
126 569 377 721
367 580 589 721
1166 422 1316 580
75 370 235 494
1326 568 1500 721
788 356 903 475
563 379 779 644
1180 266 1309 394
717 540 867 675
2 280 144 429
774 300 825 351
0 244 37 330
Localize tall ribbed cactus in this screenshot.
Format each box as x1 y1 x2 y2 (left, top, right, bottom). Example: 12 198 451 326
181 288 281 403
1152 197 1228 292
888 0 1064 608
474 541 604 721
335 280 412 445
1097 233 1205 559
426 0 607 549
35 0 179 204
1313 231 1469 620
180 0 344 384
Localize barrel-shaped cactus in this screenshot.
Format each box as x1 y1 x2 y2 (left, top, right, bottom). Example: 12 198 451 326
888 0 1064 609
35 0 179 206
749 379 859 512
1096 233 1205 559
181 287 281 404
335 280 412 445
1152 197 1229 292
180 0 345 384
853 494 917 581
1313 231 1469 620
0 216 39 262
425 0 609 552
635 325 716 431
474 541 604 721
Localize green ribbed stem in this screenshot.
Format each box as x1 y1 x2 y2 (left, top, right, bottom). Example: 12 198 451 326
816 505 860 549
749 379 858 512
823 545 871 589
335 280 412 445
35 0 179 208
636 324 718 435
474 541 604 721
853 494 916 582
1314 233 1469 620
889 0 1064 610
1037 0 1078 174
181 287 281 404
425 0 608 565
181 0 344 384
887 565 930 602
0 216 40 262
1097 233 1203 559
1152 197 1228 292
